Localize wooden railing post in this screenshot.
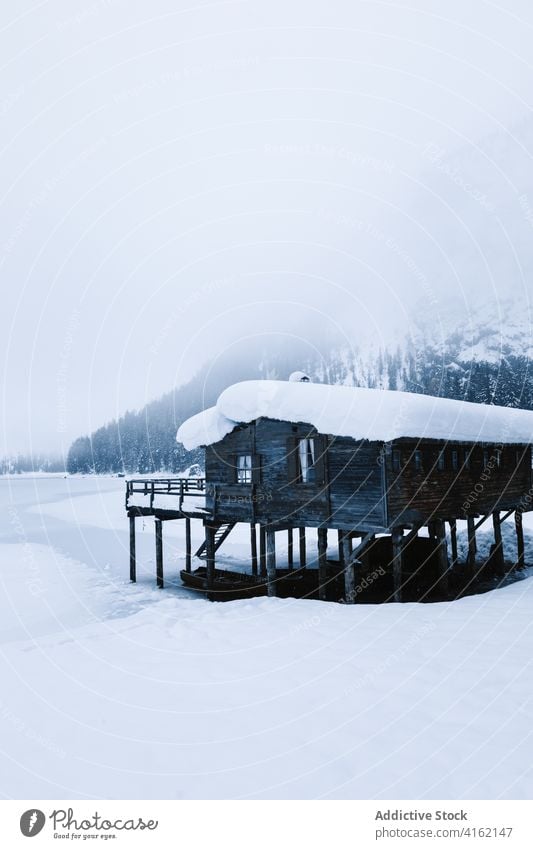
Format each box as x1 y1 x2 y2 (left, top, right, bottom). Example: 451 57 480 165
317 527 328 601
155 519 164 588
516 510 525 570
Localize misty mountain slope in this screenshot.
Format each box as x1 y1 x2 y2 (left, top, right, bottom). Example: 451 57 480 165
66 296 533 474
66 336 376 474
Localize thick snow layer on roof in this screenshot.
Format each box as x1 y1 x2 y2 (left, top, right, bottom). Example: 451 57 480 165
176 380 533 450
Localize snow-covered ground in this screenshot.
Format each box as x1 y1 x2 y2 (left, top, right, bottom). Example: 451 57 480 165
1 476 533 799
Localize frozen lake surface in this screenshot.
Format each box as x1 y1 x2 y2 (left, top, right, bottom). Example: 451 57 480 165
0 475 533 799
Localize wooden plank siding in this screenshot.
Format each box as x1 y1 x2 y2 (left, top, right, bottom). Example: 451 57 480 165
205 419 532 531
385 440 532 526
207 418 386 530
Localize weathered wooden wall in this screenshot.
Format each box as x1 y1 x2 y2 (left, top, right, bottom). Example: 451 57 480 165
205 419 532 530
385 440 532 526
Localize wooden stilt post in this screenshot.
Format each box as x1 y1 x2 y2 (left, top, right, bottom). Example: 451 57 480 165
259 526 266 577
392 528 403 603
467 516 477 574
250 523 258 577
299 527 306 569
492 511 504 571
449 519 458 567
435 519 449 596
266 527 277 597
516 510 525 570
205 523 216 594
342 532 355 604
317 527 328 602
129 515 136 583
155 518 164 588
287 528 294 570
185 517 192 573
338 530 344 567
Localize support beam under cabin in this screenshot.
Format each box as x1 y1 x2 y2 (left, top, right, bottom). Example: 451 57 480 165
392 528 403 603
341 532 356 604
155 518 164 589
185 517 192 573
250 523 258 577
467 516 477 575
337 530 344 567
434 519 449 596
299 527 306 569
515 510 525 570
129 515 136 583
266 528 277 597
449 519 458 568
492 511 504 571
287 528 294 570
205 523 216 593
259 526 266 577
317 527 328 602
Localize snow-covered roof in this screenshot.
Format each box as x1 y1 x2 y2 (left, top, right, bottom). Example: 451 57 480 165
176 380 533 450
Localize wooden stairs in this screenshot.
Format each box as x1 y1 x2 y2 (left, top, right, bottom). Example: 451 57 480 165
194 522 236 559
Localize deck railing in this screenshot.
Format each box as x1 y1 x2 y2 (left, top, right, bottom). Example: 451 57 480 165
126 477 206 512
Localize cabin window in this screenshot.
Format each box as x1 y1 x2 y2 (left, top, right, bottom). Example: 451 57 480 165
392 450 402 473
495 448 502 469
437 449 446 471
414 450 423 472
464 448 471 470
298 438 316 483
483 449 490 469
451 449 459 472
236 454 252 484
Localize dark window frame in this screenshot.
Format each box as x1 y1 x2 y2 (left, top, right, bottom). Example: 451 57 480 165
235 453 253 484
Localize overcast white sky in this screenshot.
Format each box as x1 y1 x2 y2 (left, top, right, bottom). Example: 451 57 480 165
2 0 533 453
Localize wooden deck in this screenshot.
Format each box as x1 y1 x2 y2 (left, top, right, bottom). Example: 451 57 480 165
125 476 210 520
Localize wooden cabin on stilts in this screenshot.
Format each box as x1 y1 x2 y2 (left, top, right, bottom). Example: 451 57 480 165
125 375 533 603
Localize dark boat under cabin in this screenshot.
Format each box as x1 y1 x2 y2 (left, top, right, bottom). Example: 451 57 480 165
126 375 533 603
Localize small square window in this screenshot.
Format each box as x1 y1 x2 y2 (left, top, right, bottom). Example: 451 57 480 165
236 454 252 484
392 449 401 473
298 438 316 483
